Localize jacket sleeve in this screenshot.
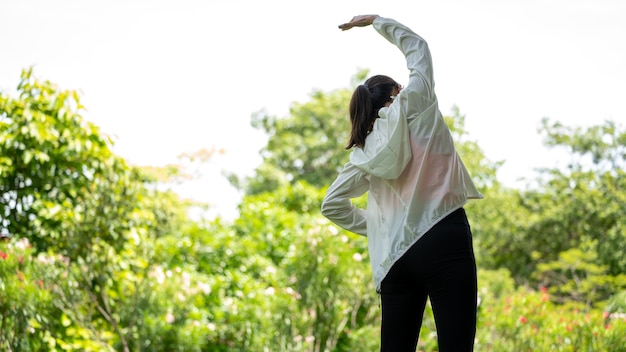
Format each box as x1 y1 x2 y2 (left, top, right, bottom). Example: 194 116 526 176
321 162 369 236
373 17 435 118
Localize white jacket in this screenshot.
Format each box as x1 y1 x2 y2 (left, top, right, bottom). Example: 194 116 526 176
321 17 483 291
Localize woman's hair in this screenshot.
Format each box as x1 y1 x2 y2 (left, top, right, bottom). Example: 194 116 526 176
346 75 399 149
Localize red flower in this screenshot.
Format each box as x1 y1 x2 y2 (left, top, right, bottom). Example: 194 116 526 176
0 251 7 260
519 316 528 324
540 286 548 293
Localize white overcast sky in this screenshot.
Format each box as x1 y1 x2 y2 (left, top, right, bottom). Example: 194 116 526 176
2 0 625 219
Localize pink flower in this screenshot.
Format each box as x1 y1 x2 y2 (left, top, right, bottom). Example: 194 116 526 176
519 316 528 324
540 286 548 293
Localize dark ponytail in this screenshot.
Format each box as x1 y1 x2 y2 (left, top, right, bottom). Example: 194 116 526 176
345 84 374 149
345 75 399 149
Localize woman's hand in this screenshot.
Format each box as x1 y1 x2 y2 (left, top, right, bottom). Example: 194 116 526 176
338 15 379 31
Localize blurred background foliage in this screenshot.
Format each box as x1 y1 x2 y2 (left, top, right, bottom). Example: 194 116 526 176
1 68 625 351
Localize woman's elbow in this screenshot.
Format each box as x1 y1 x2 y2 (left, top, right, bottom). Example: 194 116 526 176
321 198 341 220
320 199 333 218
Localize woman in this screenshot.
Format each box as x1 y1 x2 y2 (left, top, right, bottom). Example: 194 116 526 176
321 15 483 351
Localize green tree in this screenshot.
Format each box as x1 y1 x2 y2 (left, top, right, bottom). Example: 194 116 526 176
7 64 624 351
537 118 626 276
475 118 626 291
0 69 190 350
228 182 379 351
241 85 354 195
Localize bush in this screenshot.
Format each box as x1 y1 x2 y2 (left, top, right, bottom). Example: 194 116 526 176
476 286 626 351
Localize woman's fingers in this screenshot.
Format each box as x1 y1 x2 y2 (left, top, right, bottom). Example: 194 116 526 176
338 22 353 31
338 15 377 30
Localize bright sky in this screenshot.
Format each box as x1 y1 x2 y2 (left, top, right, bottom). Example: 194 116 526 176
2 0 625 219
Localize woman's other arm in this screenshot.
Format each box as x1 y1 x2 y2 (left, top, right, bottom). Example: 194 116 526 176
321 162 369 236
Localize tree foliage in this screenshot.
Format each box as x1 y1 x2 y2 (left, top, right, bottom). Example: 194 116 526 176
2 68 625 351
475 118 626 304
1 69 188 350
243 86 353 195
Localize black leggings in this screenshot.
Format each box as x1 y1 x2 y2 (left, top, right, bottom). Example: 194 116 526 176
379 208 477 352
